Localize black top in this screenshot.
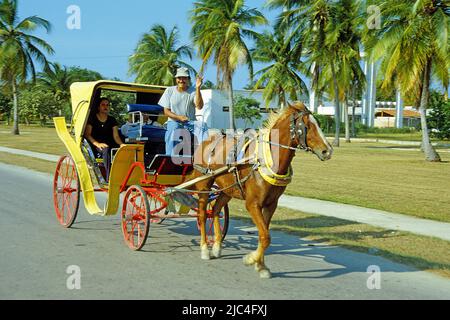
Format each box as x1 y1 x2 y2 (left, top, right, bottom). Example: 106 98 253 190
87 114 119 148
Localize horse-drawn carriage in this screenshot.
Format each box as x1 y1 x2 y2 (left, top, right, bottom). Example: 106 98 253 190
53 80 333 278
53 80 229 250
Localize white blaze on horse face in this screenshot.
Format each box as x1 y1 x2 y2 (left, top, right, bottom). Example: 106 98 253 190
309 115 330 146
308 114 333 159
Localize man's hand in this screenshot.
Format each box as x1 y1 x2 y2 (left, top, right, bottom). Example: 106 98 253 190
178 115 189 122
196 75 203 89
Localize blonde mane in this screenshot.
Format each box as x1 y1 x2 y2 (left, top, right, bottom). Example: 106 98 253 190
263 110 283 130
262 101 306 130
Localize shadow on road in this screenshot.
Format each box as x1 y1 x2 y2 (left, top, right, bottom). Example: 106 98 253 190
68 213 448 280
137 217 428 279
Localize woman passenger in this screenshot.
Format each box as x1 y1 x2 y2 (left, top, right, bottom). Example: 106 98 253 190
84 97 125 181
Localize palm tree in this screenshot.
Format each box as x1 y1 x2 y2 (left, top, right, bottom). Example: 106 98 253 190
37 62 75 117
252 27 308 109
271 0 366 146
190 0 267 130
269 0 340 143
0 0 54 135
38 62 73 102
318 0 365 143
365 0 449 162
129 24 194 86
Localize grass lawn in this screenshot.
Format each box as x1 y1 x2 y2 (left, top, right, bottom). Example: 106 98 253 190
355 132 445 142
327 132 448 143
0 124 65 155
288 142 450 222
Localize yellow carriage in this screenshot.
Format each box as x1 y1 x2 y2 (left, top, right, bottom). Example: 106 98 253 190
52 80 229 250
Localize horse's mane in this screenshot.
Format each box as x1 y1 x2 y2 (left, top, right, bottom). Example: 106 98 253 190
262 101 307 130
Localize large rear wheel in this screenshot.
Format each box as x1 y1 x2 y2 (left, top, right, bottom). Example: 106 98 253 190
121 185 150 251
53 155 80 228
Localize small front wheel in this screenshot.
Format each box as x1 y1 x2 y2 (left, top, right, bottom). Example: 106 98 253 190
53 155 80 228
121 185 150 251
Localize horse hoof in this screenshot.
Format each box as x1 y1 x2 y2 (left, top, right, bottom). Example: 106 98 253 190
201 245 210 260
259 269 272 279
212 243 222 259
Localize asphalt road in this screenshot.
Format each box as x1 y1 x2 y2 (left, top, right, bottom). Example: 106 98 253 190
1 163 449 300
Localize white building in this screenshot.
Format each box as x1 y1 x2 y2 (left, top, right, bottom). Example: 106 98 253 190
196 88 420 130
197 89 281 130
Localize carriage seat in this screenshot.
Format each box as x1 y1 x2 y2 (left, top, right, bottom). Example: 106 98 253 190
120 104 167 143
146 154 193 175
121 122 166 142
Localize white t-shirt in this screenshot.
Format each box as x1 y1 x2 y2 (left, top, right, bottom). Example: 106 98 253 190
158 86 197 121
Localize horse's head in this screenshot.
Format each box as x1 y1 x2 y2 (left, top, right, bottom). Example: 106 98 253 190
288 101 333 161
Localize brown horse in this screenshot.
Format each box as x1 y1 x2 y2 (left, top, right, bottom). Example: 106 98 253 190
190 101 333 278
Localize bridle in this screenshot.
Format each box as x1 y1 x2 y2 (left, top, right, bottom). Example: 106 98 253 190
264 109 312 152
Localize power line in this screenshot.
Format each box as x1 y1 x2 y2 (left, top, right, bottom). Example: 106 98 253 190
57 55 130 60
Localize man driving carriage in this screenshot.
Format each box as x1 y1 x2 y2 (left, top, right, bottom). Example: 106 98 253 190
158 67 209 156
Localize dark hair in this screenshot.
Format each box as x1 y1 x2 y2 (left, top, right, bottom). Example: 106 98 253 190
99 97 110 104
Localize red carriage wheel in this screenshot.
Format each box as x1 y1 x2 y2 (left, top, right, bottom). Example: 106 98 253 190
53 155 80 228
197 201 229 244
121 185 150 251
147 192 167 224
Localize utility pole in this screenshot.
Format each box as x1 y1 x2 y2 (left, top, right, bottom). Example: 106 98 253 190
367 61 377 127
361 53 369 125
309 62 319 113
395 89 403 128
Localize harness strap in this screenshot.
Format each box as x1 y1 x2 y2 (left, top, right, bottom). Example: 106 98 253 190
255 129 293 186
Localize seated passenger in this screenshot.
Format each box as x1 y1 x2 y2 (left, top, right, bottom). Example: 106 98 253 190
84 97 125 182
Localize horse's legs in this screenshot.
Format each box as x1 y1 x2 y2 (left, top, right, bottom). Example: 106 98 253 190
198 193 210 260
211 193 231 258
243 201 272 279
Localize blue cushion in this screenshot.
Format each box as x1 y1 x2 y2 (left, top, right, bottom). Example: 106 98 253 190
127 104 164 114
121 123 166 142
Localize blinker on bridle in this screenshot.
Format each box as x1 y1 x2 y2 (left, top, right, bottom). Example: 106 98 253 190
263 109 312 152
290 110 310 151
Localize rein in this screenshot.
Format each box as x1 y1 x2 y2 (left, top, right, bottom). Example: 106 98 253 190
263 140 311 152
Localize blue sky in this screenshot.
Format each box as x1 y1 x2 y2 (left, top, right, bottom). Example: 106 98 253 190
20 0 279 89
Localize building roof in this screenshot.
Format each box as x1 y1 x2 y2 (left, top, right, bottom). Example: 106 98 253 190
375 109 420 118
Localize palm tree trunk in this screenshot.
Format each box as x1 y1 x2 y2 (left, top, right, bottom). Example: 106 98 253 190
419 60 440 162
330 61 340 147
11 79 20 135
227 73 236 130
344 97 350 143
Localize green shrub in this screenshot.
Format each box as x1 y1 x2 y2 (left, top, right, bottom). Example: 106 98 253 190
428 92 450 140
